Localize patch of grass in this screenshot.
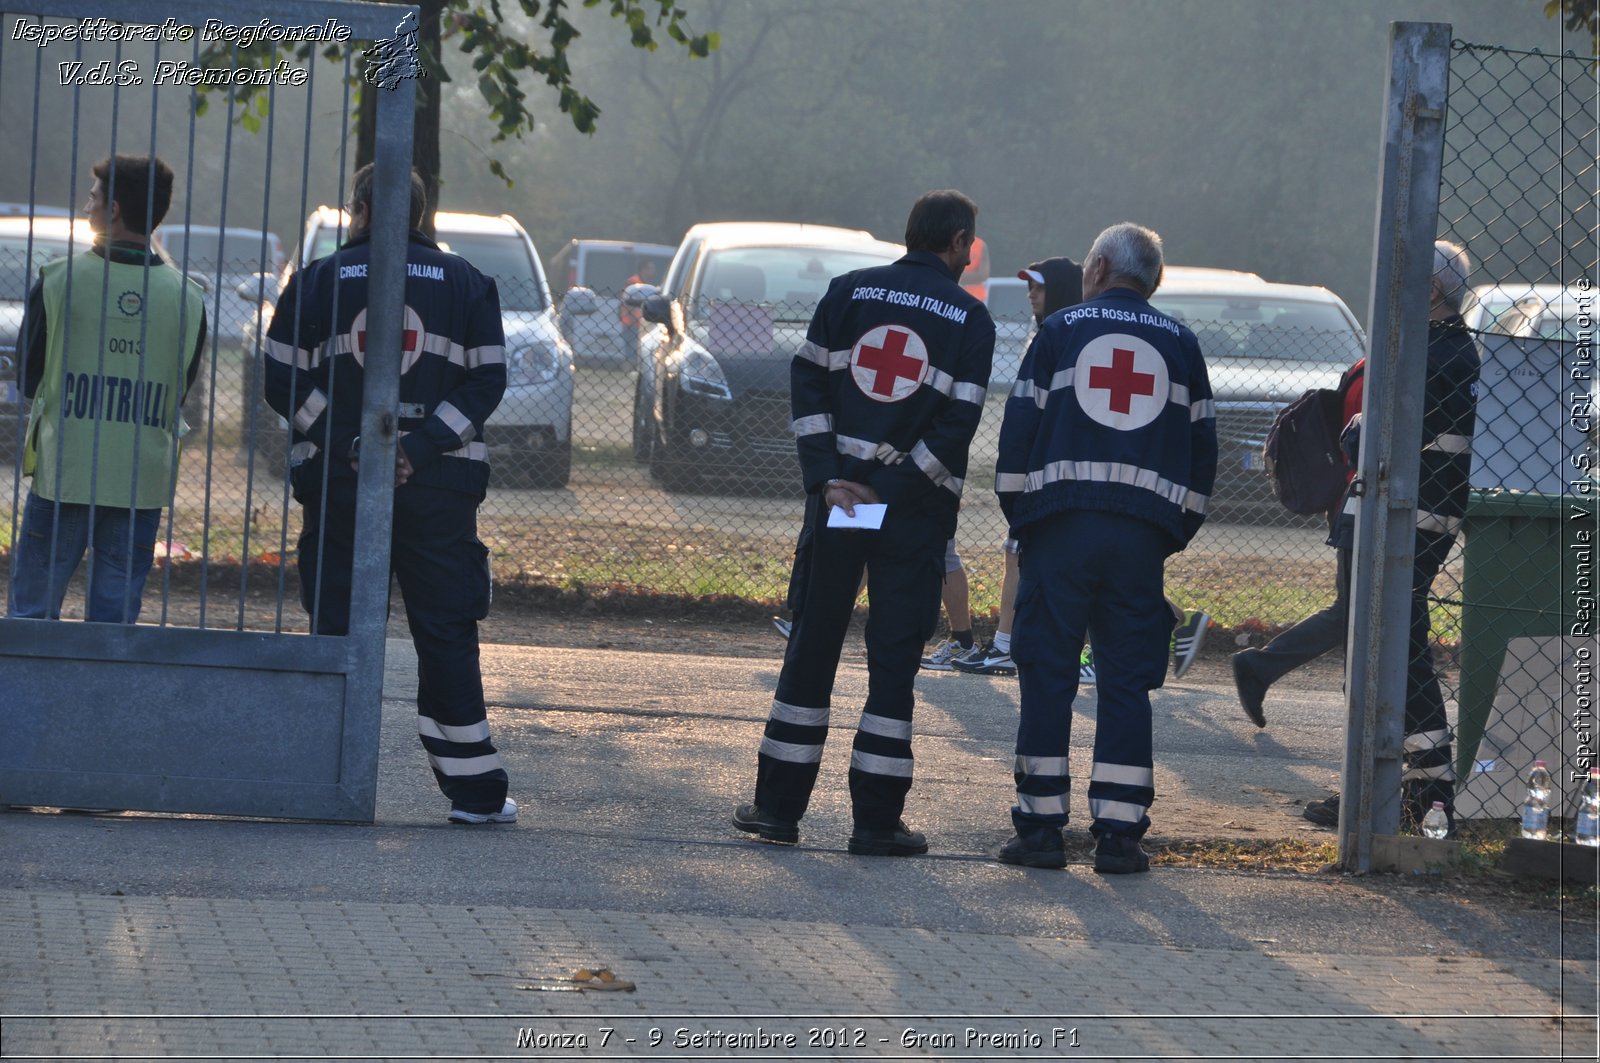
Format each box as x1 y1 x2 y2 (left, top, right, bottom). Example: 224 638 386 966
1148 837 1339 872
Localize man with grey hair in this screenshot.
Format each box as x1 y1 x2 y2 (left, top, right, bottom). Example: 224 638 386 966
1295 238 1479 833
992 222 1217 873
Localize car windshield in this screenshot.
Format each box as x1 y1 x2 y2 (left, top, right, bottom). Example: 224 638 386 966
310 226 548 312
692 246 898 320
0 235 75 301
162 230 275 274
435 232 546 312
1149 294 1363 363
583 249 673 296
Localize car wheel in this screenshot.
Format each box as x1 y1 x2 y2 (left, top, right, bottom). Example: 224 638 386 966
632 378 654 463
648 435 698 493
524 441 571 490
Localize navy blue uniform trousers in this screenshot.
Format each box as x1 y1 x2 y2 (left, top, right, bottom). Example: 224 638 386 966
1011 510 1172 840
755 489 947 830
295 472 508 815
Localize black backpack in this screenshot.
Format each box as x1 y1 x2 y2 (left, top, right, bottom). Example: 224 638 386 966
1262 366 1359 515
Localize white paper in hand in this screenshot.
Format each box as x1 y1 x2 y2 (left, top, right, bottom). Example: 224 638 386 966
826 503 886 530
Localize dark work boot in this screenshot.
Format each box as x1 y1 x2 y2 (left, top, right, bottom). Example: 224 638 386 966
998 827 1067 869
732 802 799 844
848 820 928 856
1092 833 1151 875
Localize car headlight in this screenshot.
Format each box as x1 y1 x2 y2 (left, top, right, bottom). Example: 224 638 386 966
678 345 732 400
506 340 564 386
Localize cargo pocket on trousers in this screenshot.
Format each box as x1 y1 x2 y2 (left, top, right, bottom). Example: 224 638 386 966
470 538 492 621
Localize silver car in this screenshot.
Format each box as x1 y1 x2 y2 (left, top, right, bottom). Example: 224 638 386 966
1150 267 1367 516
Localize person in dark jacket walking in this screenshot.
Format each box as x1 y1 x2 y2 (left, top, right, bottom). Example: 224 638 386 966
992 222 1217 874
733 189 995 855
264 164 515 826
1293 240 1478 832
1230 357 1364 727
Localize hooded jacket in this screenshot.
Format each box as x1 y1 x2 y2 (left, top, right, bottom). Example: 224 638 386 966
1021 257 1084 324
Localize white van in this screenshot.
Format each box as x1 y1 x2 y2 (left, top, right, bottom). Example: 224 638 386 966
547 239 675 364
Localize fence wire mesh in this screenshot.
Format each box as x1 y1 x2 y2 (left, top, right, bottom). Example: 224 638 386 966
1434 39 1599 837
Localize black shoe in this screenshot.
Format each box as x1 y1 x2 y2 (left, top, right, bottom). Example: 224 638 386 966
848 820 928 856
1302 793 1340 827
1092 833 1150 874
997 829 1067 868
732 802 799 844
1231 651 1268 729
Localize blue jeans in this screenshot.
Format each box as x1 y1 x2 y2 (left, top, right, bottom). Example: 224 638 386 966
8 491 161 623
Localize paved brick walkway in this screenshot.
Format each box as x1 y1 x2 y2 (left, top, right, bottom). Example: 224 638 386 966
2 890 1594 1060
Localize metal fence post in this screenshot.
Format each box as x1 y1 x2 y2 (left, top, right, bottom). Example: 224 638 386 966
1341 21 1451 872
344 21 419 819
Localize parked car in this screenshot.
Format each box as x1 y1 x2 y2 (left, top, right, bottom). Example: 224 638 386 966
636 221 904 492
155 224 284 351
0 216 96 459
239 208 580 488
1149 267 1367 516
1464 283 1583 338
984 275 1034 387
547 238 675 365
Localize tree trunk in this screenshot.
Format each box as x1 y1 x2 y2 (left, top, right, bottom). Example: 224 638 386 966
353 0 445 238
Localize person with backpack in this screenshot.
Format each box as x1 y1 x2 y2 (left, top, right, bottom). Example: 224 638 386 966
1229 356 1364 729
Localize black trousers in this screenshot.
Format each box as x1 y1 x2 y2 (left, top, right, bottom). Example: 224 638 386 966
1403 529 1456 819
296 473 508 814
1247 545 1352 687
754 490 948 830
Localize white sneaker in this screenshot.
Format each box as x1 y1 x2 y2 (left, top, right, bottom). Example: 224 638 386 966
920 639 965 670
448 797 518 825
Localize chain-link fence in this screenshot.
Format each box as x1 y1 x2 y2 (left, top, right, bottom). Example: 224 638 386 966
5 268 1371 641
1433 39 1598 837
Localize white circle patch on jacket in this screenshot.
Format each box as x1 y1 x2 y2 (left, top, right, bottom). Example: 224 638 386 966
850 325 928 403
349 304 426 374
1073 333 1169 430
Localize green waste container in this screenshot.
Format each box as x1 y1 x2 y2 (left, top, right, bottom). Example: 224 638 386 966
1456 489 1597 776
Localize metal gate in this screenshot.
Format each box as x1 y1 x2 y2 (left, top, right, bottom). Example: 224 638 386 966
0 0 418 821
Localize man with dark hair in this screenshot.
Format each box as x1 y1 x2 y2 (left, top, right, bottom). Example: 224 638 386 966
9 154 206 622
733 189 995 856
264 163 516 826
993 222 1216 874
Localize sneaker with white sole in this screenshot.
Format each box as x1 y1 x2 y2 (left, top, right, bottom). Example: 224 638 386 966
771 616 792 640
448 797 518 825
1078 645 1096 685
1171 610 1211 679
920 639 966 671
953 640 1016 676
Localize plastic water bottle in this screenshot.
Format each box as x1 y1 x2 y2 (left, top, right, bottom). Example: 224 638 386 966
1421 801 1450 840
1576 768 1600 848
1521 760 1552 840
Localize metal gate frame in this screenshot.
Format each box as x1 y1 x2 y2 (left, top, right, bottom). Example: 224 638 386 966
0 0 417 822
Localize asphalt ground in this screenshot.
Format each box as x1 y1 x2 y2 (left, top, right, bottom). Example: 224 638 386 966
2 638 1595 1061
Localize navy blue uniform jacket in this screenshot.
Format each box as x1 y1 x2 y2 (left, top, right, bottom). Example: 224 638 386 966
995 286 1217 550
264 229 507 496
791 250 995 523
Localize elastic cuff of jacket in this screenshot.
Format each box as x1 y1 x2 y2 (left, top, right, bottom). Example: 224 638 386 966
401 433 441 469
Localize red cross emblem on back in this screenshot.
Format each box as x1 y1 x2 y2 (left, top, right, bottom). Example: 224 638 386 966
850 325 929 403
348 305 427 374
1089 347 1157 414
